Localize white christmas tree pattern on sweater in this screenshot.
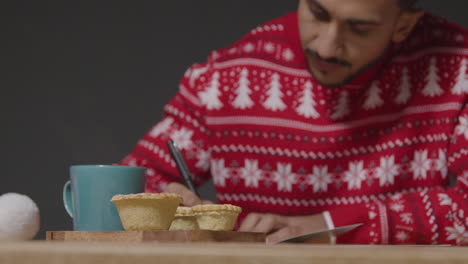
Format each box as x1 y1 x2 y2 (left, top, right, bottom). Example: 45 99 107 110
198 72 223 110
232 68 254 109
330 91 350 120
395 67 412 104
451 58 468 95
363 81 384 110
263 73 286 111
296 81 320 119
422 57 444 97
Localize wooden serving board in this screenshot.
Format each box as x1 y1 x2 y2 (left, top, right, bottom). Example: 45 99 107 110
46 230 265 243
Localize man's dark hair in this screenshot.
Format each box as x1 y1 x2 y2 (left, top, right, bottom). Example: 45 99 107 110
399 0 419 11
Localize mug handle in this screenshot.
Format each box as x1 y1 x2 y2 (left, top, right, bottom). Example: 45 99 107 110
63 180 73 217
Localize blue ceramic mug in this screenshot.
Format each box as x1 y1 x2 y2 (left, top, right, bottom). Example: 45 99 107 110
63 165 146 231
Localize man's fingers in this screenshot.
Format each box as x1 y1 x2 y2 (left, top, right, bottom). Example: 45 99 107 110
250 214 280 234
164 182 186 195
238 213 261 232
239 213 284 234
266 225 301 245
164 182 202 206
179 189 202 206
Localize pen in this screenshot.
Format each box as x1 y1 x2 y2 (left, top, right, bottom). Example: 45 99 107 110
167 140 201 197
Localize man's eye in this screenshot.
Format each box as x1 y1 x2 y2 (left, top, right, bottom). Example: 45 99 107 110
351 26 371 36
310 10 328 21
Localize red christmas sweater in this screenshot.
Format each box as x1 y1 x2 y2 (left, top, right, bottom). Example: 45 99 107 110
120 12 468 245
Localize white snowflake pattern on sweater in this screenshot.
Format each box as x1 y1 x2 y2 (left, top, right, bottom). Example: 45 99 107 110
264 42 275 53
343 161 367 190
396 231 410 242
410 150 432 180
282 48 294 61
435 149 448 179
308 165 333 193
400 213 414 224
170 127 194 150
445 222 468 245
240 159 263 188
438 193 452 206
390 201 405 212
243 43 255 53
195 149 211 172
375 156 399 186
273 163 296 192
455 115 468 140
149 117 174 138
208 149 453 192
211 159 230 187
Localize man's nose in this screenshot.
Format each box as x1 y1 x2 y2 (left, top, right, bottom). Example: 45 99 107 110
315 24 343 59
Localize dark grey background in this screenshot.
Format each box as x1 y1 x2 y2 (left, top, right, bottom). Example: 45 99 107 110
2 1 466 239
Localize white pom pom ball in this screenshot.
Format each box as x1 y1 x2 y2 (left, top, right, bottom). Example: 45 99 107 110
0 193 40 241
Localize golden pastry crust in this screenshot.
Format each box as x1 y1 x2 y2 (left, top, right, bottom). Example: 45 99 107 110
111 192 182 202
111 193 182 231
191 204 242 214
174 206 194 216
191 204 242 231
169 207 198 230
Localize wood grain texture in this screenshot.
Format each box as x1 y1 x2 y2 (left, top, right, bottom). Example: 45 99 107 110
46 230 266 243
0 241 466 264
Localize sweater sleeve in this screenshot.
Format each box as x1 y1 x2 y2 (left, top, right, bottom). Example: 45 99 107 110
327 102 468 245
119 60 214 193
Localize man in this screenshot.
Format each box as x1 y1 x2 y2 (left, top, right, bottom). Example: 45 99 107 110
121 0 468 245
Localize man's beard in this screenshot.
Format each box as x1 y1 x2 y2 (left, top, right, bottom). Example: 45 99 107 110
305 47 389 88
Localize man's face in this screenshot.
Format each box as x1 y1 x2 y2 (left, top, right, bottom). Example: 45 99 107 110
298 0 404 87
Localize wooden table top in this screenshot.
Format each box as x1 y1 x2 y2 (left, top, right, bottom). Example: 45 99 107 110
0 241 466 264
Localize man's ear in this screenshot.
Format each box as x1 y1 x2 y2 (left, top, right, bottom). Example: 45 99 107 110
392 11 425 43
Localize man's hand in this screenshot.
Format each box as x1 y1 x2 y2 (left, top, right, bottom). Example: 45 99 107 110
238 212 328 244
163 182 213 206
